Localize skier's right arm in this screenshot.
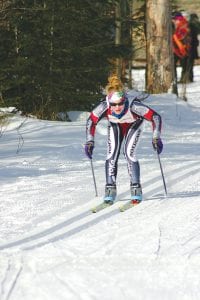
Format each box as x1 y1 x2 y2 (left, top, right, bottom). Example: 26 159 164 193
86 100 108 142
85 100 108 159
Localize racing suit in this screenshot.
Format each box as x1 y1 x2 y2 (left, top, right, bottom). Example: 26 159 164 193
86 98 162 186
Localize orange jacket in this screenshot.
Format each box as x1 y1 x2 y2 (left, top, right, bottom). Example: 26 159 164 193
172 18 191 58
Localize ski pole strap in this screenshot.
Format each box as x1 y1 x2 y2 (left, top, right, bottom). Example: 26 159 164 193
157 152 167 196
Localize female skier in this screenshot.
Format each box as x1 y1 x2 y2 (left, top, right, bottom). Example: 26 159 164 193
85 75 163 204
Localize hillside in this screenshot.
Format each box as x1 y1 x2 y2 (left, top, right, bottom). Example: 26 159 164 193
0 67 200 299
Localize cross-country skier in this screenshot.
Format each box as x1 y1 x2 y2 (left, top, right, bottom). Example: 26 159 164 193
172 12 191 83
85 75 163 204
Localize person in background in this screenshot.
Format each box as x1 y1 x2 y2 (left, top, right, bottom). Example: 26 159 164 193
188 13 200 82
84 75 163 204
172 12 191 83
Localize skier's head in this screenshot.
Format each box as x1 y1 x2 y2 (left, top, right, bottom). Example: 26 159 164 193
107 91 126 104
190 13 199 22
172 12 183 21
172 12 187 26
107 91 129 118
105 74 129 118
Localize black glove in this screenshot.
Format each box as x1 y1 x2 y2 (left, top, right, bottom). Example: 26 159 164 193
85 141 94 159
152 138 163 154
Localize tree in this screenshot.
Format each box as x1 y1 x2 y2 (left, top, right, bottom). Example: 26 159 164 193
146 0 173 93
114 0 133 86
0 0 128 118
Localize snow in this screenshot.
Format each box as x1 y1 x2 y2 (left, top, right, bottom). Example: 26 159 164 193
0 66 200 300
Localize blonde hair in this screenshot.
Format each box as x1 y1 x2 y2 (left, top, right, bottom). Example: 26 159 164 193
105 74 124 95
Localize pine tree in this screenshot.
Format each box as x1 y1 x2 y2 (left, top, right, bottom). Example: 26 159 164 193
1 0 130 118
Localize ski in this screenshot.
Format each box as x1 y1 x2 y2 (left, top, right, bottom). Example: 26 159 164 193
91 202 113 213
119 200 140 212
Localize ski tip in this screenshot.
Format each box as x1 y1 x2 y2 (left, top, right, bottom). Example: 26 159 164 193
119 201 140 212
90 202 113 213
119 206 125 212
91 207 97 213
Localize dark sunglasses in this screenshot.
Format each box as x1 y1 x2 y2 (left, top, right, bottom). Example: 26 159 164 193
110 101 124 107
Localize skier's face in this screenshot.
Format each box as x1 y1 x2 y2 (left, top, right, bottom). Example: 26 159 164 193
110 101 125 114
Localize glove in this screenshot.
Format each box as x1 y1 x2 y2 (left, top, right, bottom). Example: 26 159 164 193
85 141 94 159
152 138 163 154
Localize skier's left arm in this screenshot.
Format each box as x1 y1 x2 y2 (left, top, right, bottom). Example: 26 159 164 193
130 100 163 154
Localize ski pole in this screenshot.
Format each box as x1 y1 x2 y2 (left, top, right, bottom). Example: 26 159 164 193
90 158 98 197
157 152 167 197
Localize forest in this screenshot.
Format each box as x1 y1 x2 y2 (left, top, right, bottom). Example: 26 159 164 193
0 0 180 119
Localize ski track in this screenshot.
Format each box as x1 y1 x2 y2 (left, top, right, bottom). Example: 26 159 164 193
1 194 152 251
154 224 162 258
0 190 199 253
0 258 23 300
1 67 200 299
0 260 11 299
0 158 199 252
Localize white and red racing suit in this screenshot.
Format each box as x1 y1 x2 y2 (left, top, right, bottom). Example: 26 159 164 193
86 97 162 186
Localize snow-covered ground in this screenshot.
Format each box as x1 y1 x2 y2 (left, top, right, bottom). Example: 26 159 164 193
0 67 200 300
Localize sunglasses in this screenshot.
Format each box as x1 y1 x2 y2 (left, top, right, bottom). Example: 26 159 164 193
110 101 124 107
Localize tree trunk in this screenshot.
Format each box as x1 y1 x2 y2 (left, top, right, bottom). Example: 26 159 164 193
146 0 173 93
115 0 122 78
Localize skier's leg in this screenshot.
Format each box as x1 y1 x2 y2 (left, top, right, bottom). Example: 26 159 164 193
104 123 123 202
124 120 143 202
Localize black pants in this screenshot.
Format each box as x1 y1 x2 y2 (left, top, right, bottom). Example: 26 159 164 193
174 55 190 83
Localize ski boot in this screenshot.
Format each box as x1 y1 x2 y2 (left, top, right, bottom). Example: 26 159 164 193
130 183 142 204
104 185 116 204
